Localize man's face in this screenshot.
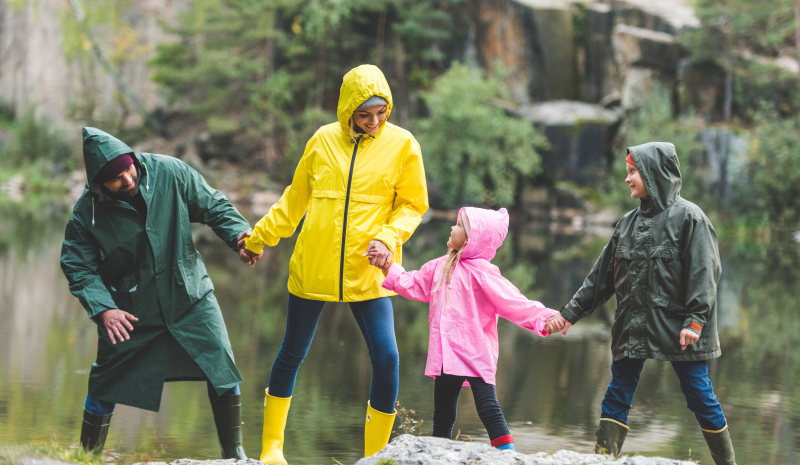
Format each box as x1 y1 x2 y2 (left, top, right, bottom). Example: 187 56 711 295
102 164 139 198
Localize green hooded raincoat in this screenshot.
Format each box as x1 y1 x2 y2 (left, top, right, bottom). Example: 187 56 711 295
60 128 249 411
561 142 722 361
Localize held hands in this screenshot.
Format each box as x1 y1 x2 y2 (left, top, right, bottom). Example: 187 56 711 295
545 314 571 337
237 230 263 267
100 309 138 344
680 328 699 350
363 240 393 273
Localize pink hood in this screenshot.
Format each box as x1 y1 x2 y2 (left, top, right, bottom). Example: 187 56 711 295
459 207 509 262
382 207 557 385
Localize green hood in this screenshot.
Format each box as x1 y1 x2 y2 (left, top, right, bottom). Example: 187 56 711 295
83 127 135 183
628 142 682 216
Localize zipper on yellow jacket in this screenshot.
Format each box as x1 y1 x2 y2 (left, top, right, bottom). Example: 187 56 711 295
340 135 362 302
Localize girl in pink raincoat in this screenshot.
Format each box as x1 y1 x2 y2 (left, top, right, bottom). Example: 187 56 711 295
367 207 558 451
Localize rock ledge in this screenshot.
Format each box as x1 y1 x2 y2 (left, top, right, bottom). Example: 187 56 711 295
354 434 697 465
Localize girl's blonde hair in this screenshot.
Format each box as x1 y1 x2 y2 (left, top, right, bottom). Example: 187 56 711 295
433 212 469 293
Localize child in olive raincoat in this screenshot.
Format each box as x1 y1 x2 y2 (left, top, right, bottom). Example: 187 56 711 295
370 207 558 451
547 142 736 465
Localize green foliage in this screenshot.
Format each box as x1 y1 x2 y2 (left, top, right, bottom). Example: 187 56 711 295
393 401 424 436
732 106 800 227
0 108 77 171
413 63 547 207
0 443 106 465
732 58 798 118
149 0 469 179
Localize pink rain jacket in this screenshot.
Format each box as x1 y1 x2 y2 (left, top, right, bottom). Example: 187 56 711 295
382 207 558 385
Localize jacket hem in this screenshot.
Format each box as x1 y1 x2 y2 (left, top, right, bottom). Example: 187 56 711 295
612 348 721 362
287 285 397 302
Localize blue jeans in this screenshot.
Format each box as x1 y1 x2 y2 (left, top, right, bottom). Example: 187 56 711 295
601 357 727 431
268 294 399 414
84 382 240 416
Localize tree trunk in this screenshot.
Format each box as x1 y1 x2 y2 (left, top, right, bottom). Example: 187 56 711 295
723 0 733 123
376 10 387 68
795 0 800 116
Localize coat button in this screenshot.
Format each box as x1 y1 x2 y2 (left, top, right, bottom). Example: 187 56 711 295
155 274 160 280
147 227 151 232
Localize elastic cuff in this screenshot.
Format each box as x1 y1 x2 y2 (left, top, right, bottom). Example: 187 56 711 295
600 417 629 429
490 435 513 447
244 236 264 255
560 305 580 324
381 263 405 290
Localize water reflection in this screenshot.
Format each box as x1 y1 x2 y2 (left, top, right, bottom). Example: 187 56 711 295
0 199 798 465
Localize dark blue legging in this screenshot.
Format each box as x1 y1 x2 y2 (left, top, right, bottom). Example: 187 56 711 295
601 357 727 431
268 293 399 414
84 381 240 416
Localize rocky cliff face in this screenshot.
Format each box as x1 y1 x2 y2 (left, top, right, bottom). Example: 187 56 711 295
0 0 188 132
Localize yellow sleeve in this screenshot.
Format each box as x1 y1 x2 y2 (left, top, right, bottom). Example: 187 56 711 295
244 141 314 254
373 140 429 252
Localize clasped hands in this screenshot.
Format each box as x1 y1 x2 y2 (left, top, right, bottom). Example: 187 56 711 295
363 240 393 273
237 230 263 266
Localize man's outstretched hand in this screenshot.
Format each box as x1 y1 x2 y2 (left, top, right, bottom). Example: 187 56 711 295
100 309 138 344
237 230 263 267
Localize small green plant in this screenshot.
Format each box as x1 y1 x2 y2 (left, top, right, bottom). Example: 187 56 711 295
393 401 424 436
375 459 399 465
0 443 106 465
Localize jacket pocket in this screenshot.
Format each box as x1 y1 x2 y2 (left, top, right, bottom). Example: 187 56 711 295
175 254 212 306
648 247 684 303
613 247 634 295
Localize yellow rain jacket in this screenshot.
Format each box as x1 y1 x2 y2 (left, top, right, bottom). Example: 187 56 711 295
245 65 429 302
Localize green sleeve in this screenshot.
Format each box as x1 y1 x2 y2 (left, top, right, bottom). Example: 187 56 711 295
561 231 618 324
179 162 251 251
682 217 721 334
60 218 117 321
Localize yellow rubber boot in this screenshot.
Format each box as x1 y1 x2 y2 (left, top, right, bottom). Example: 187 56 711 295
260 389 291 465
364 401 396 457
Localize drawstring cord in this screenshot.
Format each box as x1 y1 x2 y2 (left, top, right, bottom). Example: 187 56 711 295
142 162 149 191
91 198 95 226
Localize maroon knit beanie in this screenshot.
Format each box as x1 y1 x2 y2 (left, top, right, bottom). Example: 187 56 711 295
94 153 134 184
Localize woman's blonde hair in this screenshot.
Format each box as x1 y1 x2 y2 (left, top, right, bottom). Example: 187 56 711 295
349 117 359 142
433 212 469 293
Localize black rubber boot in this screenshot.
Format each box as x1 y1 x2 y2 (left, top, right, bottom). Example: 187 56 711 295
702 426 737 465
209 394 247 460
594 418 628 457
79 410 113 455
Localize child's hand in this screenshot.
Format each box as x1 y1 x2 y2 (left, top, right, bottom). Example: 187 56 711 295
362 241 392 272
545 314 571 337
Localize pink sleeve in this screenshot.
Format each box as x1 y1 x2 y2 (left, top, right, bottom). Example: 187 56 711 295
479 268 558 337
382 259 440 303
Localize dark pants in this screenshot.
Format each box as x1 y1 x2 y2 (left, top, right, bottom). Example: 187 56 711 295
431 371 511 444
601 357 727 431
84 382 239 416
268 293 399 414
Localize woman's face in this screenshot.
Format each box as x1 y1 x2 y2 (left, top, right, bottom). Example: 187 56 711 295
352 105 388 135
447 217 468 251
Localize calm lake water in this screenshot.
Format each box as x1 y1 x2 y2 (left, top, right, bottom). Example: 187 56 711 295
1 197 798 465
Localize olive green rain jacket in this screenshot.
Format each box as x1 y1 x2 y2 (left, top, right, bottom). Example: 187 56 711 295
60 128 249 411
561 142 722 361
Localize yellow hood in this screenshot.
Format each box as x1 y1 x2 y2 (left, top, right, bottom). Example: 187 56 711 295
337 65 393 136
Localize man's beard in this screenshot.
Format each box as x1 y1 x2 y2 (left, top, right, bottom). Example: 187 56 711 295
108 174 139 199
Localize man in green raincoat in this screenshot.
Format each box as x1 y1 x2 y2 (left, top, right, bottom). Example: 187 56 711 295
547 142 736 465
61 128 251 458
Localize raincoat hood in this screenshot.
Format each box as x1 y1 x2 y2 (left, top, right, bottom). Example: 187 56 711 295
83 127 135 184
458 207 509 262
337 65 393 137
628 142 682 216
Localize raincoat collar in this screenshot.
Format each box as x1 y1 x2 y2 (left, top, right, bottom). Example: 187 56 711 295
337 65 393 140
82 127 148 203
628 142 682 217
457 207 509 262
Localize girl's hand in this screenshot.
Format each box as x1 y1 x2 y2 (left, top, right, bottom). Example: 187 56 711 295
546 314 571 337
363 240 393 271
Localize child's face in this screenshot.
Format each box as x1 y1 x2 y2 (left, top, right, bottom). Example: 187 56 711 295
447 217 468 251
625 162 649 199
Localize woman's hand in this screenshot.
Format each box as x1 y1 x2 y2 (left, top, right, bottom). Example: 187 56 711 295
363 240 393 272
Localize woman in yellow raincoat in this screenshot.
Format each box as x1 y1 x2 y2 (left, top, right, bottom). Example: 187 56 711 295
242 64 428 462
